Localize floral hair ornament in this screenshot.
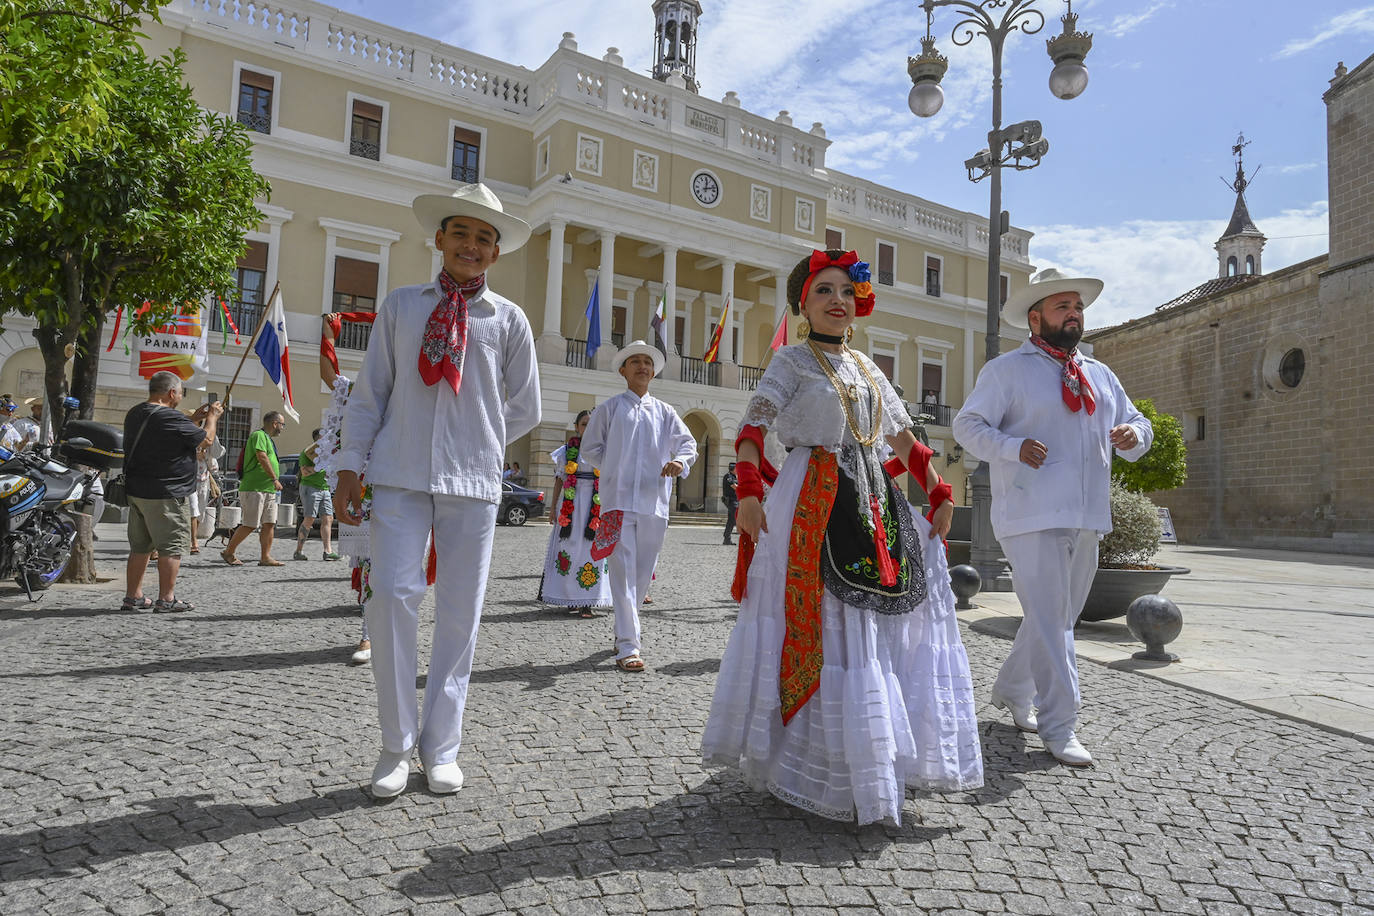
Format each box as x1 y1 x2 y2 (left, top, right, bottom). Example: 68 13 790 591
798 249 877 317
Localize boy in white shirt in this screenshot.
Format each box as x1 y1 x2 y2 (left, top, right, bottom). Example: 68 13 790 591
581 341 697 672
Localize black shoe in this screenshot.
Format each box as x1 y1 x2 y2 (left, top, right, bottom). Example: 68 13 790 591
723 539 734 546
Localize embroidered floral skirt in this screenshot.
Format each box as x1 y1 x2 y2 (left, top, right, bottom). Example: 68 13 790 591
538 477 612 608
701 447 984 826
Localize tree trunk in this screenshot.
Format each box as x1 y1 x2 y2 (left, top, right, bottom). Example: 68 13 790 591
59 512 97 584
33 324 70 436
72 311 105 421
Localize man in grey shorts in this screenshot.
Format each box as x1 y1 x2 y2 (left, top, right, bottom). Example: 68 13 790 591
122 371 223 612
294 427 339 561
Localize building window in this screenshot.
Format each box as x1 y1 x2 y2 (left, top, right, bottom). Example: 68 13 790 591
872 352 895 380
877 242 894 286
237 70 274 134
925 255 942 297
332 256 379 350
921 363 943 405
825 227 844 249
674 314 686 355
999 274 1009 306
349 99 383 160
221 405 255 475
1227 255 1238 277
1196 415 1206 440
215 241 267 334
612 304 627 349
1184 409 1205 442
1245 254 1256 275
452 126 481 183
1278 348 1305 388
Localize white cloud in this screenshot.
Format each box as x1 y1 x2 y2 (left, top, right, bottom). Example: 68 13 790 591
1030 202 1329 330
1103 1 1173 38
1276 7 1374 58
1275 162 1321 175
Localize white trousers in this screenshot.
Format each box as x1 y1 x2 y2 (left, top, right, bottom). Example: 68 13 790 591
366 485 496 765
608 511 668 660
996 528 1099 743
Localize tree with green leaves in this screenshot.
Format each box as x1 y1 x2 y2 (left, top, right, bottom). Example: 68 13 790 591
1112 398 1187 494
0 0 165 214
0 41 271 427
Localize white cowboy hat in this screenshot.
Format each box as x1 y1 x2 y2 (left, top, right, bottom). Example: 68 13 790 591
1002 267 1103 329
611 339 665 375
412 183 531 253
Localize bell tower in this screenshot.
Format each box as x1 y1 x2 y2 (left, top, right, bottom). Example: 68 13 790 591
1216 133 1267 279
652 0 702 93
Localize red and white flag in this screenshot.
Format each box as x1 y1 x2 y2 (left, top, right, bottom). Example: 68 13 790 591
253 288 299 421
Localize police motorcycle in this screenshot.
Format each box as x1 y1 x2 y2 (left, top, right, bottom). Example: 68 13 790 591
0 397 120 599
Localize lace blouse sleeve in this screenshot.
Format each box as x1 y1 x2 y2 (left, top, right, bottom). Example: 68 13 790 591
741 348 801 431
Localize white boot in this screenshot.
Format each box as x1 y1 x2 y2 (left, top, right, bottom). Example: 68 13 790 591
371 749 411 797
424 760 464 794
1044 735 1093 767
990 689 1039 733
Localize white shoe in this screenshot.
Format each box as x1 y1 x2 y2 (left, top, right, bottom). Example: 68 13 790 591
371 749 411 797
424 760 464 794
990 689 1038 733
1044 735 1094 767
350 639 371 666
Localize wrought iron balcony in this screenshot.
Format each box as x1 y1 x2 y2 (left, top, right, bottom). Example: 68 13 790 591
237 110 270 134
337 319 373 351
565 338 595 369
679 356 720 387
350 137 380 160
739 365 765 390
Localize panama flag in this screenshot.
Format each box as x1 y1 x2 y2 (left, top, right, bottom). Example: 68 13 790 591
703 294 730 363
253 288 299 421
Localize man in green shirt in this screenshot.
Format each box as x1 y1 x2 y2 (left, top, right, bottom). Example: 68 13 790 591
294 427 339 561
222 411 286 566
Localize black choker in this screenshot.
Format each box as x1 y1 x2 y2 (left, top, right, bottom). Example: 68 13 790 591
808 331 845 345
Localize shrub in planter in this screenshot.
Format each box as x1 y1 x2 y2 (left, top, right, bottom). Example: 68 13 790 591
1099 480 1163 569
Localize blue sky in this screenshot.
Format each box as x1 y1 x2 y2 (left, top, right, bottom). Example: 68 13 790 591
337 0 1373 328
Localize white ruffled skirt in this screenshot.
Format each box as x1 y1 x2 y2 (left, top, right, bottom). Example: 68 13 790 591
539 476 612 608
701 447 983 826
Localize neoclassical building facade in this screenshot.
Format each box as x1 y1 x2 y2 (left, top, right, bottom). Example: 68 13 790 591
0 0 1033 510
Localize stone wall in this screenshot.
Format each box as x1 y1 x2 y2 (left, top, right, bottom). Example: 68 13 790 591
1325 57 1374 268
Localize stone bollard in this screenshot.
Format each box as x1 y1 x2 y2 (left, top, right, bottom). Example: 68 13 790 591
949 564 981 610
1126 594 1183 662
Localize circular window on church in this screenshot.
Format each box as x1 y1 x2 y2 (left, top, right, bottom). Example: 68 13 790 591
1260 334 1310 397
1278 348 1305 388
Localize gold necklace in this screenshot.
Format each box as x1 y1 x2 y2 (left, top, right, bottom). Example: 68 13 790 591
806 338 883 447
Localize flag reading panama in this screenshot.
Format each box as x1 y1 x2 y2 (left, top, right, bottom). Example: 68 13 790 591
131 303 209 386
253 288 299 421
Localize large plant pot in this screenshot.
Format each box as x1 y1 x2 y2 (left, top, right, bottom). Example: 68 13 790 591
1078 565 1190 623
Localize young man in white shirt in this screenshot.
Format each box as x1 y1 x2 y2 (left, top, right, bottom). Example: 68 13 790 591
581 341 697 673
953 268 1152 768
334 184 541 798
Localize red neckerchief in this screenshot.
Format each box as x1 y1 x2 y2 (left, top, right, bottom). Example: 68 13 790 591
419 271 485 395
1030 335 1096 415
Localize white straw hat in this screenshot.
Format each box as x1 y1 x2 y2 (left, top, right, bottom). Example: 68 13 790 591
611 340 665 375
412 183 531 252
1003 267 1103 329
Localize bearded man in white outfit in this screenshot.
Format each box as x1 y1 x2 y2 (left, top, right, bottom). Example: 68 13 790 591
953 268 1153 768
334 184 541 797
580 341 697 673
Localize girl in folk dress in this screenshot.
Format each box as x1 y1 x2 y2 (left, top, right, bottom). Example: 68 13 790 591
538 410 612 617
701 250 983 826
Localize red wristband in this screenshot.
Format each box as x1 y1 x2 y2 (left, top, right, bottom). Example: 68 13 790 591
734 424 779 485
928 480 953 513
908 441 934 492
735 461 764 501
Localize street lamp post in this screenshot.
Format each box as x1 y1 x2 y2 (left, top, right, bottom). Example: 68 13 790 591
908 0 1092 588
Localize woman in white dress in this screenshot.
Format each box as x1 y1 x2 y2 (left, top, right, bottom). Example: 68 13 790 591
538 410 613 617
701 249 984 826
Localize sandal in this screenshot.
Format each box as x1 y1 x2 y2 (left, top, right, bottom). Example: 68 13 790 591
220 550 244 567
579 608 599 618
615 654 646 673
153 598 194 613
258 558 285 567
189 547 200 555
120 596 154 611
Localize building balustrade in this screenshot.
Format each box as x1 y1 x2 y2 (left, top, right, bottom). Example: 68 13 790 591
739 365 764 391
337 318 373 351
680 356 720 387
915 402 954 427
565 338 595 369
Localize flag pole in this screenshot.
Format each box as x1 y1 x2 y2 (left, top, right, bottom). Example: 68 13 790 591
224 282 280 407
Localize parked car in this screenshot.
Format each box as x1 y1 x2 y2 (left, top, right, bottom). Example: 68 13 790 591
223 451 299 508
498 481 545 526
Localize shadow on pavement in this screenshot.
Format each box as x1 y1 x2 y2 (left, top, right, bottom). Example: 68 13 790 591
396 773 953 899
0 645 355 680
654 657 721 678
0 788 373 884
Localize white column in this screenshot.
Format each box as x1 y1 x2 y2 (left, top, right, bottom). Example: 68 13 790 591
732 301 754 366
719 259 737 363
543 219 566 337
774 270 789 343
597 230 616 368
661 245 679 355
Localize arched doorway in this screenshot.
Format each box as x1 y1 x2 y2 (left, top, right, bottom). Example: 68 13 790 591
678 409 723 512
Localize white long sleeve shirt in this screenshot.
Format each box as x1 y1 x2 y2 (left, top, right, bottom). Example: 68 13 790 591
580 389 697 520
952 339 1153 539
338 279 541 504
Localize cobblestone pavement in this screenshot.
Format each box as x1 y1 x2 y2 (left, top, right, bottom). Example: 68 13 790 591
2 524 1372 915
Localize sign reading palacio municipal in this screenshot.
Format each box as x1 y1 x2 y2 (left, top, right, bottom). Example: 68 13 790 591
686 106 724 137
